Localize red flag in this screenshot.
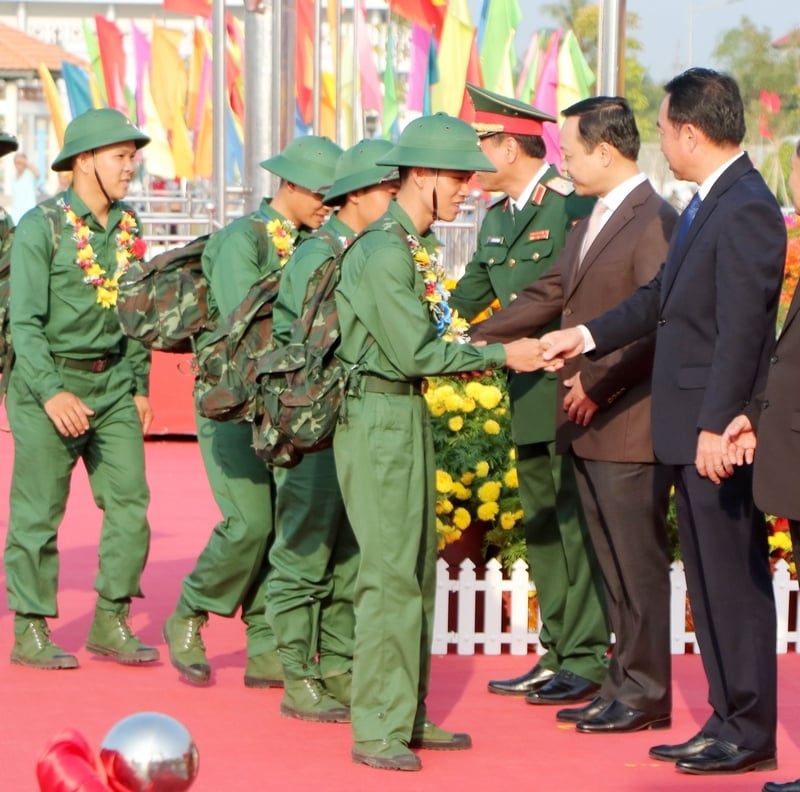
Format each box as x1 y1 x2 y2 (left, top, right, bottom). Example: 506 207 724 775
458 30 483 120
163 0 212 17
390 0 446 36
760 89 781 114
94 16 127 114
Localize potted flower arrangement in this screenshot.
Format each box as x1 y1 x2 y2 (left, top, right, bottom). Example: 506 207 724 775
425 373 525 570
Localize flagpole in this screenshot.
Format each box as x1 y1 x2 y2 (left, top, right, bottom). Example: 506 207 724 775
212 0 227 223
597 0 626 95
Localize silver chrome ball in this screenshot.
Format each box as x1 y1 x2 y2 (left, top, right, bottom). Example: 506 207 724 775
99 712 199 791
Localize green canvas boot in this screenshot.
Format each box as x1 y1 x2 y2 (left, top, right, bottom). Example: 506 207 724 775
280 677 351 722
351 740 421 771
323 670 352 706
86 606 159 664
163 612 211 684
11 617 78 670
244 649 284 689
409 720 472 750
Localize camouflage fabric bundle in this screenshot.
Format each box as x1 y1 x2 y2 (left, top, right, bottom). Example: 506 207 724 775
117 233 212 353
194 267 285 423
253 229 361 468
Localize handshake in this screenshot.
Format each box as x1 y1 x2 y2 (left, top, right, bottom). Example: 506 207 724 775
495 328 586 373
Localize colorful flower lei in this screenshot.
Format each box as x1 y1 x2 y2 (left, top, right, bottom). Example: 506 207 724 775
266 217 296 264
407 233 470 343
59 198 147 309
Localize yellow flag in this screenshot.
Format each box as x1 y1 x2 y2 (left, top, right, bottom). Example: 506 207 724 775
431 0 474 116
37 64 67 146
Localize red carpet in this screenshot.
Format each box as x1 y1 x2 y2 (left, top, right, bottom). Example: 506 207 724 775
2 419 800 791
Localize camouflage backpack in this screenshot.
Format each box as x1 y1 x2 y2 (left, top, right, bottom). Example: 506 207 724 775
252 227 370 468
0 205 62 399
193 266 285 424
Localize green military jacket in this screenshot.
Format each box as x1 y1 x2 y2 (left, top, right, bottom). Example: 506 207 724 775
449 166 588 445
9 188 150 403
335 201 506 380
272 213 351 346
0 205 12 242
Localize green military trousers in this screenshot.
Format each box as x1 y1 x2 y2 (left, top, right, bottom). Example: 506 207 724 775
516 442 608 682
179 413 275 655
333 390 436 746
267 446 359 679
5 362 150 618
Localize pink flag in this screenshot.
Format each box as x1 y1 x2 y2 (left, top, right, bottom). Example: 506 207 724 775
533 30 560 164
356 0 383 114
130 22 150 127
408 24 432 112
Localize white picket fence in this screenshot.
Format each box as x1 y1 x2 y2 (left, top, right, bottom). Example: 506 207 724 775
432 557 800 656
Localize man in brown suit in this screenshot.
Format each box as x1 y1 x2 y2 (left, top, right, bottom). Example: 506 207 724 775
724 138 800 792
472 96 678 731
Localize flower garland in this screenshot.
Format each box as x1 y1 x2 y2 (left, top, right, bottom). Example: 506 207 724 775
59 198 147 309
266 217 296 264
406 233 470 343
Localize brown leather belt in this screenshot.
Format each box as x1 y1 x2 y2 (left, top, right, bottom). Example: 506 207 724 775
362 375 425 396
53 354 121 373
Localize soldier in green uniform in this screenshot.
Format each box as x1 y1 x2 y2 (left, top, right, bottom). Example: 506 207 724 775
449 85 609 703
266 138 400 722
163 135 343 686
333 113 548 771
5 109 158 669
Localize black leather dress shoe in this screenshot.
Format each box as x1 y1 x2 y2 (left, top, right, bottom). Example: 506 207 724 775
525 670 601 705
650 731 717 762
676 740 777 775
764 780 800 792
556 696 609 723
487 663 556 696
575 699 671 733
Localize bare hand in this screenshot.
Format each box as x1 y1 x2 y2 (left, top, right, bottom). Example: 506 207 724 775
721 414 756 466
540 328 585 371
133 395 153 435
695 429 734 484
43 391 95 437
503 338 548 372
563 372 598 427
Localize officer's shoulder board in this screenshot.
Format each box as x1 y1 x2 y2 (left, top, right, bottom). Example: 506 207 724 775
543 176 575 197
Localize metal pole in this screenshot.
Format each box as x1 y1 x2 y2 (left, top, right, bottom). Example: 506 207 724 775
212 0 227 223
244 0 272 212
597 0 626 96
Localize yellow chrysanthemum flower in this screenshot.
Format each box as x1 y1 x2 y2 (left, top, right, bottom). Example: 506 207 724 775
452 482 472 501
448 416 464 432
460 471 475 486
453 507 471 530
436 470 454 493
514 509 524 520
96 286 117 308
504 468 519 488
84 262 105 278
477 480 502 503
494 407 507 416
509 447 517 461
77 245 96 263
475 461 490 478
434 384 455 399
500 512 517 530
444 393 464 412
477 501 500 521
435 498 454 515
464 381 484 399
483 419 501 435
461 396 476 413
429 403 446 417
477 385 503 409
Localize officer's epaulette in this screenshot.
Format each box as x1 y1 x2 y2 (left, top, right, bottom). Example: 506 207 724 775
543 176 575 197
489 194 508 211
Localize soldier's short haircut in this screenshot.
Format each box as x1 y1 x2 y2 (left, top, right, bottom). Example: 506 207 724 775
561 96 640 161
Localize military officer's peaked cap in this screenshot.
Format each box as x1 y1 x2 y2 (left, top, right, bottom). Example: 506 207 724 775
260 135 343 194
467 83 556 138
376 112 496 172
323 139 399 206
52 109 150 171
0 132 19 158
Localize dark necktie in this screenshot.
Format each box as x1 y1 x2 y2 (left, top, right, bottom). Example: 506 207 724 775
676 192 702 247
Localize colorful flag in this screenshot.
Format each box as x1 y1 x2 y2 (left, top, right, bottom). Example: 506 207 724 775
479 0 522 96
94 16 128 114
556 30 595 113
407 24 432 112
476 0 490 51
431 0 474 116
423 30 439 115
226 14 245 125
389 0 446 36
82 18 107 106
383 23 399 139
37 64 67 146
356 0 383 115
458 30 484 120
515 31 541 103
163 0 212 17
130 22 150 128
61 62 95 118
532 31 561 163
296 0 315 125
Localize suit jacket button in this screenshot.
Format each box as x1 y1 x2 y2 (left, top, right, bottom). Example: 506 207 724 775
532 252 540 260
657 318 666 326
488 257 495 265
509 292 518 301
563 307 572 316
770 354 779 364
509 257 516 267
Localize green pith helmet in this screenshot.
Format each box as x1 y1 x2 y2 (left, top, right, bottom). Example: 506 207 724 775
376 113 496 172
323 139 399 206
260 135 343 193
0 132 19 158
466 82 556 137
52 109 150 171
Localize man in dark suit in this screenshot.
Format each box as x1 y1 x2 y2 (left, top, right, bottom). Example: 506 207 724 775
724 138 800 792
540 68 785 776
450 83 608 704
472 96 677 730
